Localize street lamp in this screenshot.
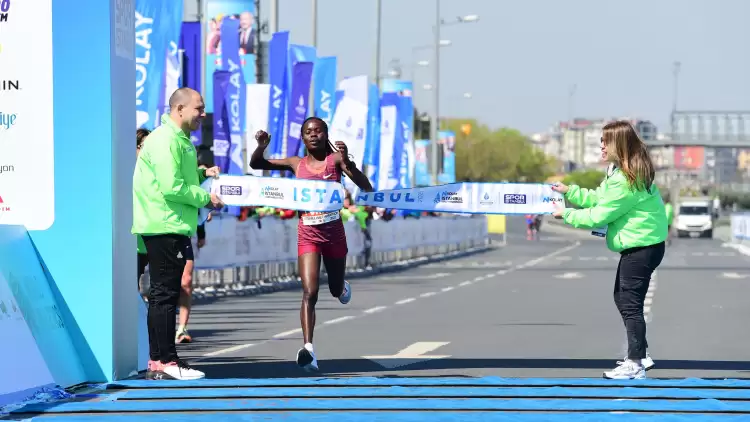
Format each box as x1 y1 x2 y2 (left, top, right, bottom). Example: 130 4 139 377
431 2 479 184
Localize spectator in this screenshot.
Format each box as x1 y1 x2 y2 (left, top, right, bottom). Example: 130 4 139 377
132 87 223 381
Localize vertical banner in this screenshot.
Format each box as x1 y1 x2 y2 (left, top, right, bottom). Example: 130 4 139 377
364 83 381 189
313 56 337 127
377 93 399 191
414 139 431 186
285 45 317 157
155 0 184 124
284 61 314 163
330 97 368 194
212 71 231 172
180 22 204 146
397 94 413 188
204 0 257 113
267 31 290 174
135 0 173 128
220 18 246 177
245 84 271 176
438 130 456 184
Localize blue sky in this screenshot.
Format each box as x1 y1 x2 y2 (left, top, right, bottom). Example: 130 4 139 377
194 0 750 135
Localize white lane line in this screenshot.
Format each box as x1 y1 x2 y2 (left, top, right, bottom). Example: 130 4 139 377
473 276 485 282
596 256 609 261
580 257 592 261
459 281 473 287
364 306 388 314
199 241 582 360
272 328 302 338
556 256 572 261
441 287 454 292
396 298 416 305
202 343 255 357
323 316 355 325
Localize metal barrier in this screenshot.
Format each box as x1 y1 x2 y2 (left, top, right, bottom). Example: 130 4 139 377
187 215 490 296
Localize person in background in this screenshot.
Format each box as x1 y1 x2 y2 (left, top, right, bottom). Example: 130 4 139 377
136 128 151 303
552 120 667 380
664 198 673 246
133 87 224 380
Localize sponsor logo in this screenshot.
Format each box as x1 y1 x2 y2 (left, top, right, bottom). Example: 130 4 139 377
434 191 463 204
543 196 564 204
0 80 19 91
0 0 11 23
0 111 17 130
259 185 284 200
295 95 306 115
479 192 495 206
0 195 10 212
503 194 527 205
0 164 14 175
220 185 242 196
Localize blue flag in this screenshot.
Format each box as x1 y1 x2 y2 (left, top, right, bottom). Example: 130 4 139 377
314 57 337 127
267 31 290 175
212 71 231 172
284 61 314 161
135 0 174 129
220 18 246 177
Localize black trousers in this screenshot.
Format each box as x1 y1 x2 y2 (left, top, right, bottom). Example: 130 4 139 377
142 234 192 363
614 241 665 360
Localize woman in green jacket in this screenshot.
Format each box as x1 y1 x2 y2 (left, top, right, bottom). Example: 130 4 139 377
552 120 667 380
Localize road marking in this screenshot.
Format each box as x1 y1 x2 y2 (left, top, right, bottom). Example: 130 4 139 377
555 272 584 279
596 256 609 261
199 241 582 360
363 306 388 314
708 252 720 257
580 257 592 261
272 328 302 338
202 343 255 357
395 298 416 305
362 342 451 369
691 252 705 256
441 287 454 292
459 281 473 287
323 316 355 325
473 276 485 282
722 272 749 279
556 256 572 261
380 272 451 280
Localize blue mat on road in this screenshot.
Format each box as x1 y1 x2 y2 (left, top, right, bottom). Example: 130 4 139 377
26 414 750 422
105 377 750 389
9 377 750 420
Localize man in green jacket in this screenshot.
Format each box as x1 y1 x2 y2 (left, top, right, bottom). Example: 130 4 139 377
133 87 223 381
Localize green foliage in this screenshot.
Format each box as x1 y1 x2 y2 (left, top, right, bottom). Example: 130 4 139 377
562 169 606 190
439 118 555 183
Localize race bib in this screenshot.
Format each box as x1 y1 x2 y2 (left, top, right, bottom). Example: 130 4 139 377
301 211 341 226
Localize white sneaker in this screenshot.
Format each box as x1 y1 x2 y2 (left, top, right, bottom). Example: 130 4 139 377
604 360 646 380
338 281 352 305
160 360 205 380
296 345 319 371
618 352 655 371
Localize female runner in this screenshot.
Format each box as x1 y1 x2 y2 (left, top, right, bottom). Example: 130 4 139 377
250 117 374 371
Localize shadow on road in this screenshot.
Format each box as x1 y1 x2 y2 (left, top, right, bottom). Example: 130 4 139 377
193 357 750 379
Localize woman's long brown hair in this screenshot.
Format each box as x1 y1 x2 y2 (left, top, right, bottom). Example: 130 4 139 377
602 120 655 192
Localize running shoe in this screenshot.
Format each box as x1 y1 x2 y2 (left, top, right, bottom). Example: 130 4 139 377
176 328 193 344
296 346 319 372
617 352 654 371
603 360 645 380
338 280 352 305
149 359 205 380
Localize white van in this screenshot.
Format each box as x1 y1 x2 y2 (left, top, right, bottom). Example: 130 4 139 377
675 198 713 238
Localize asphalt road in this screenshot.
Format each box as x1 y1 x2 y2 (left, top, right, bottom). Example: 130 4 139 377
178 216 750 380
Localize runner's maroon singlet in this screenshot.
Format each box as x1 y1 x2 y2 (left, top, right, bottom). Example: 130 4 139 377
295 154 348 258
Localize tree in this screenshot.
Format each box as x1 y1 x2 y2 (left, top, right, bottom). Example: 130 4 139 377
562 169 605 190
439 118 556 183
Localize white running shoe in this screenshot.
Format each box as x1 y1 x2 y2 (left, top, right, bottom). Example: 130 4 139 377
160 360 205 380
296 345 319 372
338 280 352 305
618 352 654 371
604 360 646 380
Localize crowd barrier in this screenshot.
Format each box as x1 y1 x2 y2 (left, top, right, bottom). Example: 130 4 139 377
185 215 491 295
730 212 750 242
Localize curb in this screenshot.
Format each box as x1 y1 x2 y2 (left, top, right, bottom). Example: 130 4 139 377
191 243 497 303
